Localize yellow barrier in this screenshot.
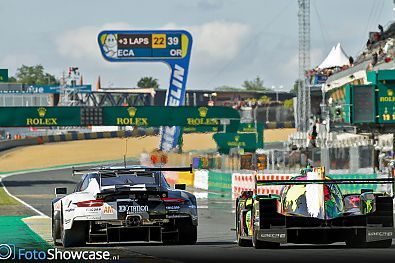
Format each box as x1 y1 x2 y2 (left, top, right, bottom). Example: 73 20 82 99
176 171 195 187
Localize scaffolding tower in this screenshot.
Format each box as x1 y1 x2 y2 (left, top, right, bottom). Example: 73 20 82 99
297 0 311 132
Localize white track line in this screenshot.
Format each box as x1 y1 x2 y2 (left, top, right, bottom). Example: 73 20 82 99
0 162 117 218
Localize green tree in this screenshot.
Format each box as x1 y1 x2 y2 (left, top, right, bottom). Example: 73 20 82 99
15 64 58 85
137 76 159 89
242 76 271 91
283 99 294 110
215 85 241 91
8 76 17 83
259 95 272 104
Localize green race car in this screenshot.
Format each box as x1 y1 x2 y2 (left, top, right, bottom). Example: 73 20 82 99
236 166 394 248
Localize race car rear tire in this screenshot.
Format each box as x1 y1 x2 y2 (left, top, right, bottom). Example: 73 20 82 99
52 219 62 246
236 215 252 247
62 222 87 248
252 229 280 249
237 232 252 247
177 219 197 245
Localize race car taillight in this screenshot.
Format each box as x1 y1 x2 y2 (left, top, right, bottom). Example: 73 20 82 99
76 199 105 207
161 197 186 204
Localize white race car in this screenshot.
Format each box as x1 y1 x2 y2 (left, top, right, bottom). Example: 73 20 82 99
52 165 198 247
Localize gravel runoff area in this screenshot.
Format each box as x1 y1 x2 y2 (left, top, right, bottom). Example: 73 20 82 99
0 129 295 173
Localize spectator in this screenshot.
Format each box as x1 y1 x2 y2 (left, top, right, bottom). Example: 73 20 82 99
308 124 318 148
349 56 354 66
372 52 378 66
378 24 384 36
366 39 372 50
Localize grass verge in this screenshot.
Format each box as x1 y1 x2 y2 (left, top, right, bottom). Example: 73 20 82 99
0 185 20 206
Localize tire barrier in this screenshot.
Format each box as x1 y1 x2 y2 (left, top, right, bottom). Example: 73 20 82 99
192 157 209 169
40 128 160 143
0 128 160 152
264 121 295 129
0 137 40 152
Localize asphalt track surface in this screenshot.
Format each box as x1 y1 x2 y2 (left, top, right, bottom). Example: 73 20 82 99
3 168 395 263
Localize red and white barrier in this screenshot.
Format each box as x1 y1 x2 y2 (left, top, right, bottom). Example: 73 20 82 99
232 172 296 198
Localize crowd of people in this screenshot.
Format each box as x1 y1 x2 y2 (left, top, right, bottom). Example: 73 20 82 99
356 24 394 69
306 62 353 85
306 24 394 86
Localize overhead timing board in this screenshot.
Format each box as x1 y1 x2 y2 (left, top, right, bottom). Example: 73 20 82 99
98 31 187 60
98 30 193 152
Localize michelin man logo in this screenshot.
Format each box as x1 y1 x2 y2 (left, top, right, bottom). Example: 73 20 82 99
102 34 118 58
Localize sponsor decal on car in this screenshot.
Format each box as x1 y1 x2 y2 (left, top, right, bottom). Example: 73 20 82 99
86 216 101 220
53 202 61 211
86 207 101 214
259 229 287 243
165 205 180 211
118 205 149 214
102 204 115 215
367 231 393 237
366 227 394 242
260 233 286 239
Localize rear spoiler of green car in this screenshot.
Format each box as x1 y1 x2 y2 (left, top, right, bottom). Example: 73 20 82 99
254 176 394 198
255 178 394 186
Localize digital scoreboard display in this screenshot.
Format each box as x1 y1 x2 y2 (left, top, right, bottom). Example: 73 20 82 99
99 32 185 60
352 85 375 123
98 29 193 151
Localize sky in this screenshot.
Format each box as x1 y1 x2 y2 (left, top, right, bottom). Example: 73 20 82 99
0 0 394 92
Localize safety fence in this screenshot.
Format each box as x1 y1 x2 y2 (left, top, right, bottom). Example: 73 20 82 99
167 169 388 199
166 145 375 175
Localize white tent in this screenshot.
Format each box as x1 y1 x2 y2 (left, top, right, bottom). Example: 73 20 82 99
318 43 349 69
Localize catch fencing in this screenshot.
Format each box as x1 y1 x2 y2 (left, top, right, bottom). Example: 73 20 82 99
163 146 390 199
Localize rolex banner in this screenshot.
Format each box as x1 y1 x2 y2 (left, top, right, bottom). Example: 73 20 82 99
102 106 239 127
0 106 240 127
213 133 258 154
0 107 81 127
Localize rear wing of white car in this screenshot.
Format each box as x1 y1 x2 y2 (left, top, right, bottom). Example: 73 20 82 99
72 165 193 191
72 165 192 175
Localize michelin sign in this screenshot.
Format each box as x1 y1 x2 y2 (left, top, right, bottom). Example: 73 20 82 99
98 30 193 152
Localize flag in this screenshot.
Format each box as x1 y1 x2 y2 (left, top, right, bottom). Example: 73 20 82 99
97 76 101 90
